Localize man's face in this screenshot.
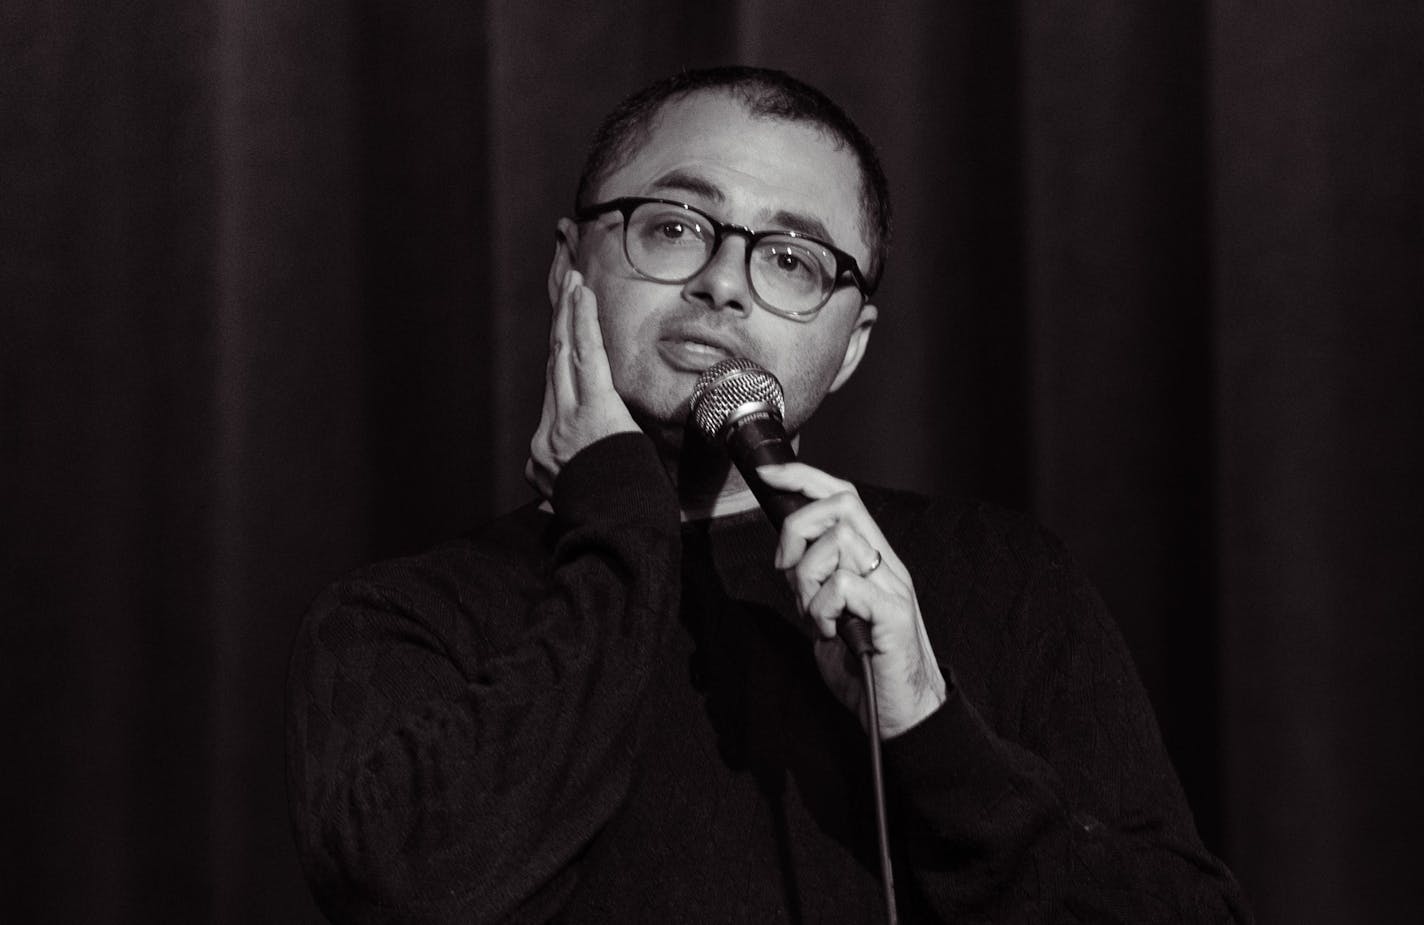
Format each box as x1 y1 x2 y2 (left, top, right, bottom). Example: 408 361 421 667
564 91 878 440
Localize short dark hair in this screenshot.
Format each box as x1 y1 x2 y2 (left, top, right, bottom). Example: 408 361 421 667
575 66 892 291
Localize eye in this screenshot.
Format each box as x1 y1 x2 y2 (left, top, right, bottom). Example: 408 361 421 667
773 251 809 274
757 242 820 283
633 207 709 249
654 220 689 240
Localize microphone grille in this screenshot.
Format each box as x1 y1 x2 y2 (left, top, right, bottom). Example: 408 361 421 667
689 358 785 442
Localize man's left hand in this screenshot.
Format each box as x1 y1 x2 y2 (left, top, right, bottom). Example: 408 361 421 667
758 462 948 739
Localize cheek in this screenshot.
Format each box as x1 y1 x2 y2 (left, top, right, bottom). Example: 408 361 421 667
586 277 668 395
589 279 638 358
772 331 853 432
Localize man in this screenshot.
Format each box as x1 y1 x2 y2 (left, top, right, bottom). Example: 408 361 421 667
287 67 1250 922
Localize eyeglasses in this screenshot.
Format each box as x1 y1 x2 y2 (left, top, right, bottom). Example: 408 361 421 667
574 197 872 320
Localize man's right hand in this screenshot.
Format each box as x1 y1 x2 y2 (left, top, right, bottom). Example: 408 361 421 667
524 255 639 501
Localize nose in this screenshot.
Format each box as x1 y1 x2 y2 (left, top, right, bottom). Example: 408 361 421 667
684 231 753 315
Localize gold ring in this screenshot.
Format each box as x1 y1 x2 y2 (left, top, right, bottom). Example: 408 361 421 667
864 548 883 576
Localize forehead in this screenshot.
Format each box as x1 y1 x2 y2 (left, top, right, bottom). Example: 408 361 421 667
594 91 870 264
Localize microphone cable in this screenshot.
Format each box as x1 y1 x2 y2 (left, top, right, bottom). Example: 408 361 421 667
839 617 899 925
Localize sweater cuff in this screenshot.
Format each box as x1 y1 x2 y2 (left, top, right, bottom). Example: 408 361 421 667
882 686 1017 822
551 432 677 529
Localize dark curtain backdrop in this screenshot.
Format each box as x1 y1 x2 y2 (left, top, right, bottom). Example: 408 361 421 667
3 1 1420 922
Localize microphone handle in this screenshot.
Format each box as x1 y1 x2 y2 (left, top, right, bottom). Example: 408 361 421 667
726 412 805 527
726 412 875 656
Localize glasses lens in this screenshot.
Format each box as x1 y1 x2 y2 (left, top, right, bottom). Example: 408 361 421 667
625 202 714 281
749 236 836 315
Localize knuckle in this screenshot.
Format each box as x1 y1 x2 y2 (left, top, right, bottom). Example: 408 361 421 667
826 570 854 596
806 595 833 623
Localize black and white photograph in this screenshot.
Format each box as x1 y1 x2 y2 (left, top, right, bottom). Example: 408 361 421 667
3 2 1420 922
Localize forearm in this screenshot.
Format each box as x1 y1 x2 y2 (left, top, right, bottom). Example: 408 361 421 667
286 434 679 922
885 687 1251 922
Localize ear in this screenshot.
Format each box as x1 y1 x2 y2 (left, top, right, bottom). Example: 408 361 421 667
827 302 878 393
547 217 582 305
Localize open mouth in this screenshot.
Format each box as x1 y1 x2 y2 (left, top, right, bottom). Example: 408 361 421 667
657 337 736 371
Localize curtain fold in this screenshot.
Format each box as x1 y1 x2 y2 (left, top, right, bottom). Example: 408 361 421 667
1211 4 1424 920
1018 0 1222 846
3 1 1419 920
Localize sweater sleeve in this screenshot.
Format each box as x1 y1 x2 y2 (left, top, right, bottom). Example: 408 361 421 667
881 519 1253 923
285 433 680 924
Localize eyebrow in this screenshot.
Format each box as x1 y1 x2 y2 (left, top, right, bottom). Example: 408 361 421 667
649 169 724 204
648 169 836 245
767 209 832 244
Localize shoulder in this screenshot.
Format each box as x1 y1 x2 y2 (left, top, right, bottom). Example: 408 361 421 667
371 502 551 592
855 482 1073 587
297 503 555 652
853 482 1112 686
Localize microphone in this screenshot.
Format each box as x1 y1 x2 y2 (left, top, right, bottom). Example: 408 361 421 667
690 358 900 925
689 357 874 656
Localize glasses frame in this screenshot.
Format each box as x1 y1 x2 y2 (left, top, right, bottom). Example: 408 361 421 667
574 196 872 320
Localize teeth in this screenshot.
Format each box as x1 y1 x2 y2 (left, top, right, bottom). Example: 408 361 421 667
683 340 725 355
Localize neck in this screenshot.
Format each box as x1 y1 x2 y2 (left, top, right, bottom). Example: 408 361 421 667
646 418 788 522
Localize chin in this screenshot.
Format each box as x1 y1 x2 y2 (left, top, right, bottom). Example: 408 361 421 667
614 365 689 418
619 390 687 444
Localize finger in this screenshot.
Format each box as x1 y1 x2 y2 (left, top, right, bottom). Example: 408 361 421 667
550 271 579 406
758 462 873 560
772 499 844 570
757 461 856 502
790 521 879 606
813 636 865 702
774 492 895 580
804 569 889 640
547 234 573 306
549 268 576 350
523 456 546 496
531 377 556 451
780 496 905 586
568 282 616 396
759 462 910 586
807 567 915 642
815 636 863 681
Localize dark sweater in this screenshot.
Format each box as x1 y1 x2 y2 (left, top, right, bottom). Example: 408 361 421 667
286 434 1251 923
